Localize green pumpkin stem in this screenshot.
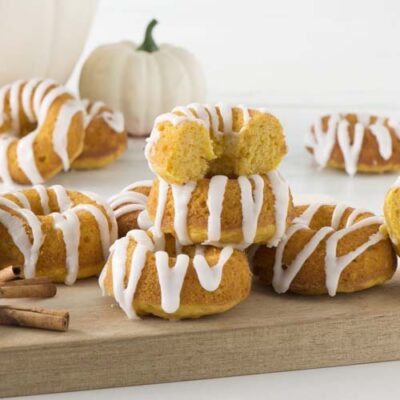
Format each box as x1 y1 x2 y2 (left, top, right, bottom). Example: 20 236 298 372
137 19 159 52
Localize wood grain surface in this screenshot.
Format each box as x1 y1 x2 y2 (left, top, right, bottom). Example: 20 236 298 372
1 274 400 398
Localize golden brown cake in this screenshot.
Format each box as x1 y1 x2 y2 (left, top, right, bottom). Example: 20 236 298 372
99 229 251 320
253 203 396 295
307 113 400 175
108 180 153 237
145 104 287 184
383 177 400 256
0 185 117 284
146 172 295 247
0 79 85 185
72 100 128 169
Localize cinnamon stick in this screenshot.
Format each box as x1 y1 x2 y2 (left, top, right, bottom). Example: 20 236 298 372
0 282 57 298
0 266 21 282
0 305 69 331
1 277 52 286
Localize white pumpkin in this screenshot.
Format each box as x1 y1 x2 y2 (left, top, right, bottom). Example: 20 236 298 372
0 0 97 86
79 19 206 136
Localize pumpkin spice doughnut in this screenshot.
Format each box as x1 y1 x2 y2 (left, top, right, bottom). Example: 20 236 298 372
72 100 128 169
146 171 295 247
108 180 153 237
306 113 400 175
253 203 396 295
0 78 85 185
383 177 400 256
99 229 251 320
145 104 287 184
0 185 117 284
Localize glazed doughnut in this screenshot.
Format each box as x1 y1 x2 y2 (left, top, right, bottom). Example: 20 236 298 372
145 103 287 184
0 79 85 185
72 100 128 169
99 229 251 320
109 180 153 237
146 171 294 247
253 203 396 295
306 113 400 175
383 177 400 255
0 185 117 284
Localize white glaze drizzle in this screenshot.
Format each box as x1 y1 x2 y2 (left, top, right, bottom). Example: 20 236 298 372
193 245 233 291
99 229 235 319
238 175 264 244
171 181 196 245
308 114 396 176
0 136 15 187
272 203 384 296
52 100 84 171
0 185 116 284
207 175 228 242
0 79 83 184
12 191 31 209
267 170 290 246
84 100 125 133
109 180 153 231
151 173 289 249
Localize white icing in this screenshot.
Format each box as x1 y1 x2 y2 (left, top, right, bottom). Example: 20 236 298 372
51 185 72 211
12 191 31 209
52 211 80 285
309 114 397 175
0 136 15 187
271 203 384 296
369 117 392 160
207 175 228 242
9 80 24 133
0 79 83 184
84 100 125 133
100 229 235 319
22 79 41 123
155 251 190 314
238 175 264 244
0 184 115 285
193 245 233 291
148 174 289 249
267 170 290 246
52 100 83 171
171 181 196 245
33 184 50 214
337 120 364 176
325 216 384 296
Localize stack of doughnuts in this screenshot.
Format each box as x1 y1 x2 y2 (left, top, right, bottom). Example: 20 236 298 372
0 79 127 185
100 103 295 320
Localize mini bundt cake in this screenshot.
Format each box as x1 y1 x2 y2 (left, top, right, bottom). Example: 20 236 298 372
383 176 400 256
306 113 400 175
253 203 396 295
72 100 127 169
109 180 153 237
145 104 287 184
0 78 85 185
0 185 117 284
146 171 295 247
99 229 251 320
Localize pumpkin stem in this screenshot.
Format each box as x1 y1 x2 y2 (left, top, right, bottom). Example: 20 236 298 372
137 19 159 53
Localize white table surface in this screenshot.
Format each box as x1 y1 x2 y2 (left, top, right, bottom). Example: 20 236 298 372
5 106 400 399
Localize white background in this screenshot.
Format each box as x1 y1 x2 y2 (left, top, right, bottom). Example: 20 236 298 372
8 0 400 399
71 0 400 108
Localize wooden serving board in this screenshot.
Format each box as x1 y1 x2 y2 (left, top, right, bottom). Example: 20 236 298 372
2 274 400 398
